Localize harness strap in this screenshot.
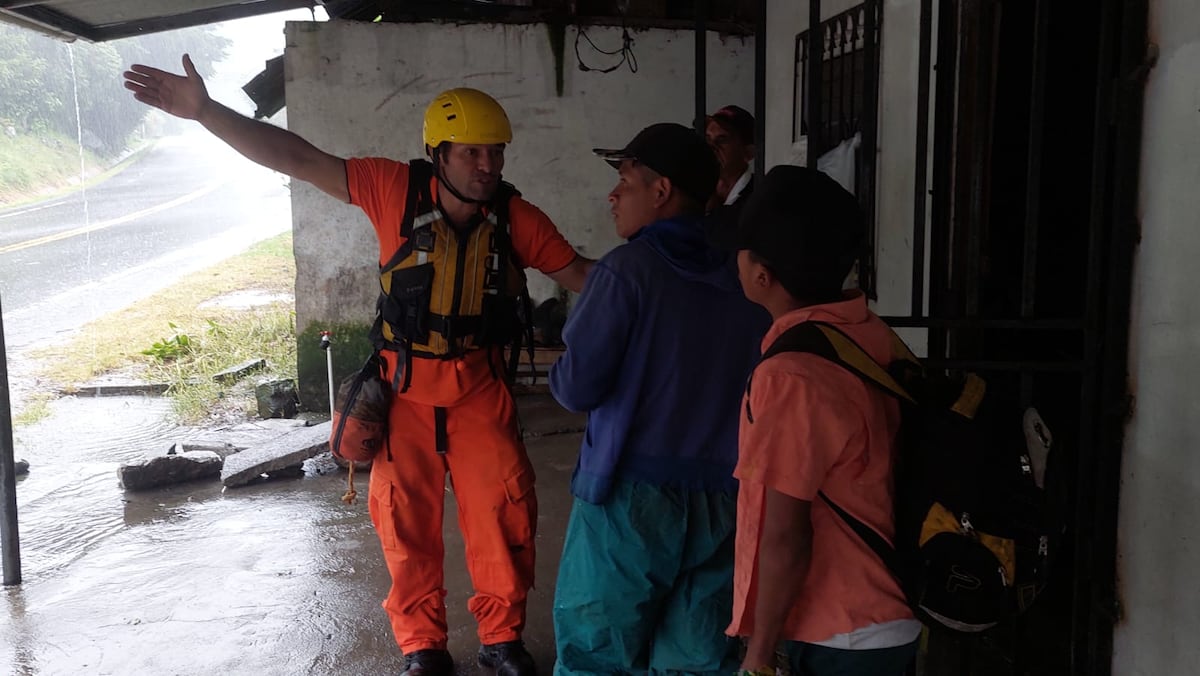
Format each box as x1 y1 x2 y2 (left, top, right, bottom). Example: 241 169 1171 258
390 340 414 394
380 159 436 273
434 406 449 455
370 161 531 376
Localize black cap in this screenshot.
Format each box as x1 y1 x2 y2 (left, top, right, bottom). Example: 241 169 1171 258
593 123 719 205
735 165 864 297
708 105 755 145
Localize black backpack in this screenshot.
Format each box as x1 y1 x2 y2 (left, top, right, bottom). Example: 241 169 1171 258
755 320 1061 633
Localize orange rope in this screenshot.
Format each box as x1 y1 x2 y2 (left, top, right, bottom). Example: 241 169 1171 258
341 461 358 504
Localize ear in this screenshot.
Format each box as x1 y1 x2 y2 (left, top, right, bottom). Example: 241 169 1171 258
744 143 756 163
430 143 450 165
653 176 673 209
753 264 772 288
756 263 774 289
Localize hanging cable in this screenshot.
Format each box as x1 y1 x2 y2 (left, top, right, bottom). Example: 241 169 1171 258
575 21 638 74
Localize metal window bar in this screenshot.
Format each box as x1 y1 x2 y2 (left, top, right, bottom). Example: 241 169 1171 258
794 3 881 146
794 1 883 298
889 0 1145 671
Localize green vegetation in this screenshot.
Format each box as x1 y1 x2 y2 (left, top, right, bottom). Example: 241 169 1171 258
0 130 106 205
12 393 52 427
27 232 298 426
144 309 298 424
0 21 229 200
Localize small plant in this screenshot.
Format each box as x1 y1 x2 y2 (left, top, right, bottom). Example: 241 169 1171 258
142 322 194 361
13 393 52 427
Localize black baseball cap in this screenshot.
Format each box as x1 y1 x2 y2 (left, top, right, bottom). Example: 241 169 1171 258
708 104 755 145
593 123 719 205
734 164 865 297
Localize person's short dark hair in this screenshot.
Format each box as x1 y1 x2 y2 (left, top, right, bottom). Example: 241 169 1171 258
593 123 719 207
734 165 864 301
707 105 755 146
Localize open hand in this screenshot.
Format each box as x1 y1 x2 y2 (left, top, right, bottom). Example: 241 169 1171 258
123 54 210 121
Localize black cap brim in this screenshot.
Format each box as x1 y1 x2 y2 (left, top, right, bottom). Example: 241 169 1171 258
593 147 636 170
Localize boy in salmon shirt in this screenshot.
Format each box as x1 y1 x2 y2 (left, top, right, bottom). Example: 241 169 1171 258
728 165 921 675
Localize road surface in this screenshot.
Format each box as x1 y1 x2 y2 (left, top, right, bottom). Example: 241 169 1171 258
0 131 292 354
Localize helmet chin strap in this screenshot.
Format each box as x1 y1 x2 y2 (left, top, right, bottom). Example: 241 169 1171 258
432 145 495 208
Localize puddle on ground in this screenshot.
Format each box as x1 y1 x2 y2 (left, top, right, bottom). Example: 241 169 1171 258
197 289 294 310
1 393 585 674
2 395 395 674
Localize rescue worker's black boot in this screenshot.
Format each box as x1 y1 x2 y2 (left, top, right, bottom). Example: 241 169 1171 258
400 648 454 676
478 640 537 676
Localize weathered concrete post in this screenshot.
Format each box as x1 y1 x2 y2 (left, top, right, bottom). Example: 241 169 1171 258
0 294 22 585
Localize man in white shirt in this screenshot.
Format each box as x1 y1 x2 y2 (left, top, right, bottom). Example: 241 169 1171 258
705 105 756 209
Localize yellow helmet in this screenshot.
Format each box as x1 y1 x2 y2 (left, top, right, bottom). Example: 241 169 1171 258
423 88 513 148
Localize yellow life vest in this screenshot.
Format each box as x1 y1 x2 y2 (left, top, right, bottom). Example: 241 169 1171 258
371 160 531 390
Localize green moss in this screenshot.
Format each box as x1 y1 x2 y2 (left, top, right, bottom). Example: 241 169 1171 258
297 322 375 414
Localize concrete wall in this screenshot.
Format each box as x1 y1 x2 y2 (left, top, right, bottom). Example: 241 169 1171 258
283 19 752 405
764 0 929 343
1112 1 1200 673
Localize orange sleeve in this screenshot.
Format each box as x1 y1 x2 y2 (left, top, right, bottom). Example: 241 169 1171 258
735 364 864 501
346 157 410 263
507 196 579 274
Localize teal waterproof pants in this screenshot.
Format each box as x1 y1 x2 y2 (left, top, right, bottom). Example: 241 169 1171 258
552 479 739 675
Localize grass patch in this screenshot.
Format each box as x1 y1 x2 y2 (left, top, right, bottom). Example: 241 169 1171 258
0 130 107 207
29 231 298 425
13 393 52 427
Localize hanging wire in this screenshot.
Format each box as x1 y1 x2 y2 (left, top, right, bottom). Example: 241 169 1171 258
574 21 638 74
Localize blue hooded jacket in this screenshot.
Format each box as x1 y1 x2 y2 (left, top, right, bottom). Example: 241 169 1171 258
550 216 770 504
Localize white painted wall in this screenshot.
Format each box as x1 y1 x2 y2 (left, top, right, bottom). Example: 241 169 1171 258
283 19 753 335
1112 1 1200 673
764 0 929 346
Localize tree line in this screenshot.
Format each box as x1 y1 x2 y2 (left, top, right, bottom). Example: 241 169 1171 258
0 23 229 157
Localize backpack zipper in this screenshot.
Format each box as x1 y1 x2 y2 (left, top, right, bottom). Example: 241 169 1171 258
960 512 975 535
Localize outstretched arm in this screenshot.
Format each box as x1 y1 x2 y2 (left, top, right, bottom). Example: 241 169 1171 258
124 54 349 203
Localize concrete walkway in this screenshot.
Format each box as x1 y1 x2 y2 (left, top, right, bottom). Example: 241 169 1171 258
0 392 587 675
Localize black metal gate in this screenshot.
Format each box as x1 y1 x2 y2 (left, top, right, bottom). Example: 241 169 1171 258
863 0 1150 673
794 0 882 297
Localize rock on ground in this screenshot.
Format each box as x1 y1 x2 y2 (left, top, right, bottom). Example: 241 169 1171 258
220 422 331 488
119 451 223 490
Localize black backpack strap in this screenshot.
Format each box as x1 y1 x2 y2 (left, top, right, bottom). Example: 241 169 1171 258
762 321 916 404
747 321 915 422
371 160 437 354
818 491 903 577
379 159 435 273
755 321 917 586
402 159 435 239
489 183 537 385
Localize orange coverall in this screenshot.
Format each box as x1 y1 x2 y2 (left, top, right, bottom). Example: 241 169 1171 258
347 157 578 652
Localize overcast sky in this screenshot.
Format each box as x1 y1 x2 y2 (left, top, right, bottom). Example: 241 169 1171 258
204 6 329 118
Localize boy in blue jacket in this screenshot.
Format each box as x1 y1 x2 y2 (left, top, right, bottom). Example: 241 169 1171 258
549 123 769 675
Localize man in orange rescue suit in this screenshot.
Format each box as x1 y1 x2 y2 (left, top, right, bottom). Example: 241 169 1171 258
124 55 593 676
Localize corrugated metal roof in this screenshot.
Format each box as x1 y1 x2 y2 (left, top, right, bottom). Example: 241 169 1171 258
0 0 319 42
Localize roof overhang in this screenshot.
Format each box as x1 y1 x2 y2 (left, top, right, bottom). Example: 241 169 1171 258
0 0 319 42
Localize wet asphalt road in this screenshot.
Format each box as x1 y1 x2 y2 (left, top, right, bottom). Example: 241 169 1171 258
1 393 585 676
0 131 291 354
